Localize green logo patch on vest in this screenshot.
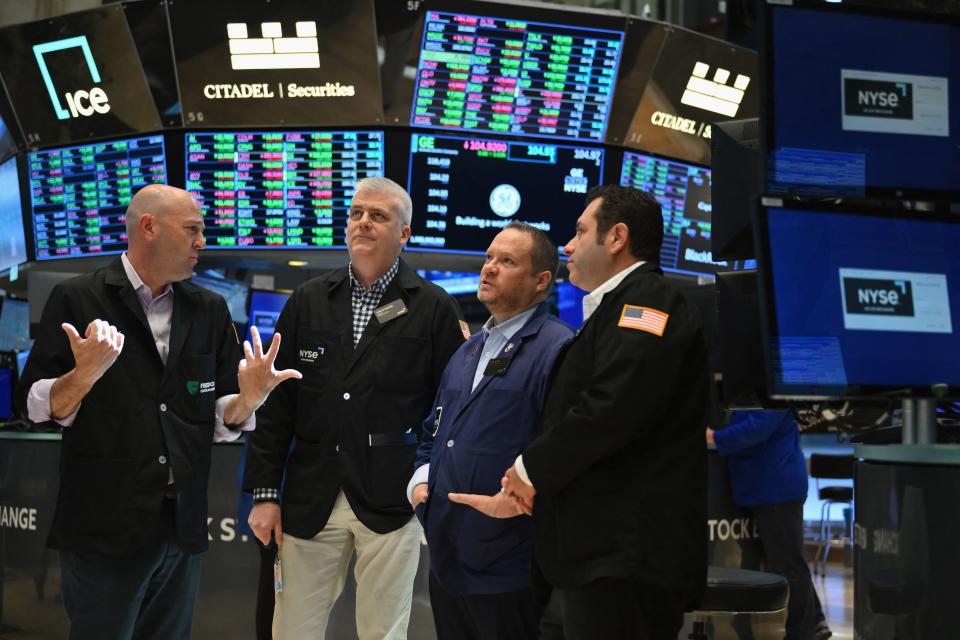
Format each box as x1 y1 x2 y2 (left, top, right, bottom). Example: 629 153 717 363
186 380 199 395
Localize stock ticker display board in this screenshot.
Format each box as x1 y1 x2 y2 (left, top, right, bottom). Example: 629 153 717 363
28 134 167 260
407 132 603 254
411 9 624 142
184 130 384 249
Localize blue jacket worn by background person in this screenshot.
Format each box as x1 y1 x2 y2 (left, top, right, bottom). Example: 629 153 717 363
415 304 573 596
713 410 808 507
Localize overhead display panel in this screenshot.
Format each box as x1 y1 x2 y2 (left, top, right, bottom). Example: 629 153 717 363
623 26 757 165
185 130 384 249
0 5 161 148
28 134 167 260
411 0 625 142
168 0 383 127
406 131 603 254
0 156 27 270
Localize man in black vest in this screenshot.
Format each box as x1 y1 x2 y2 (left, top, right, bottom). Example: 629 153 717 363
244 177 466 639
504 185 710 639
17 184 300 639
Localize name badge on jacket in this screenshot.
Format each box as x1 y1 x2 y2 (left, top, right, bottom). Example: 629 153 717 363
483 356 512 376
374 299 408 324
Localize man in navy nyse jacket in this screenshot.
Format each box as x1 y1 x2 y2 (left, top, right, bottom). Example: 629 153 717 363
409 222 574 640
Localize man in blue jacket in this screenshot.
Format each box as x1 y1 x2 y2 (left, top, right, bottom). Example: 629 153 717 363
709 410 832 640
408 222 574 640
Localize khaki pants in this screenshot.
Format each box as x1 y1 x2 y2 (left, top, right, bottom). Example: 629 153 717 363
273 490 422 640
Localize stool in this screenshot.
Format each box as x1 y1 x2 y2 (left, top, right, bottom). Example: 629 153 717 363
688 567 789 640
809 454 854 574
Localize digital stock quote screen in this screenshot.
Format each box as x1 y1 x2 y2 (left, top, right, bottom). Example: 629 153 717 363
619 150 732 279
407 132 603 254
28 134 167 260
411 9 623 142
185 130 384 249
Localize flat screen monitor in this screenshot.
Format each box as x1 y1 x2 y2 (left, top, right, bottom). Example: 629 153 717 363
555 279 587 330
28 134 167 260
416 270 481 297
716 269 766 408
407 132 604 254
755 199 960 399
0 298 32 352
0 156 27 271
618 149 739 279
191 273 250 324
710 117 760 261
168 0 382 127
623 25 757 165
0 5 161 147
247 289 290 342
185 130 384 249
410 1 625 143
764 2 960 198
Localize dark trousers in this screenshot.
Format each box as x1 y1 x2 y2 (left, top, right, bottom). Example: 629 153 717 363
539 577 684 640
428 572 542 640
255 540 276 640
751 501 826 640
59 499 202 640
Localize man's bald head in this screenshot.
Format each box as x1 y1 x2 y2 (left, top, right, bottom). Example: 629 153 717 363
126 184 199 245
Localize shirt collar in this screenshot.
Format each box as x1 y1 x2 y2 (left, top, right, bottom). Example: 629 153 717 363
121 253 172 304
481 304 539 341
582 261 645 321
349 259 400 296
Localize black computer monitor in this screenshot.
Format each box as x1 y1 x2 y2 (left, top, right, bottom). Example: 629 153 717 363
168 0 382 127
710 117 759 262
410 0 626 143
622 24 758 166
0 4 161 147
755 199 960 399
184 130 385 250
716 269 766 408
406 132 604 254
763 1 960 199
246 288 291 342
27 133 167 260
191 273 250 324
555 279 587 330
0 156 27 271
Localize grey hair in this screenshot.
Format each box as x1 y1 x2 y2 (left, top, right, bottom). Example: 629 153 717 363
354 177 413 226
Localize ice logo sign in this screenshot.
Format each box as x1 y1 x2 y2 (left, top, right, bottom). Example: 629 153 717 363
33 35 110 120
227 21 320 70
489 184 521 218
680 61 750 118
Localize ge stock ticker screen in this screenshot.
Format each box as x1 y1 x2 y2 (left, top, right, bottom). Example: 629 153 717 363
28 134 167 260
185 130 384 249
407 132 603 254
411 9 623 142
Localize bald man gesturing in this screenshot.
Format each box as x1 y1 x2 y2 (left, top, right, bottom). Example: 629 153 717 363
17 185 300 640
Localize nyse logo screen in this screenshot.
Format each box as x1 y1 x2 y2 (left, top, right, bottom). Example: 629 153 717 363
843 277 915 316
844 78 913 119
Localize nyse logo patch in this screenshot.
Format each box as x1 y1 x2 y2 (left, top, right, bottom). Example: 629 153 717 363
844 79 913 119
843 278 914 316
298 347 325 364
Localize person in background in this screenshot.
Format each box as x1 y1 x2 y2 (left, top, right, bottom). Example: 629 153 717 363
708 410 833 640
410 223 574 640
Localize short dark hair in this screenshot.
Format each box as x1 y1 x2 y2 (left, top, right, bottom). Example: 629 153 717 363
505 221 559 292
585 185 663 262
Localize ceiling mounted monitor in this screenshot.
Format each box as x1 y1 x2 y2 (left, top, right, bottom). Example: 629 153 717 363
168 0 383 127
410 0 626 143
0 5 161 148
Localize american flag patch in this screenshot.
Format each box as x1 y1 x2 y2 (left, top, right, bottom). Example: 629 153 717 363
459 320 471 340
617 304 668 336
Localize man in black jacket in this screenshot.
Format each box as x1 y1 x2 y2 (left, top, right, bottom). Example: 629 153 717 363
17 184 299 640
244 177 466 640
504 185 710 639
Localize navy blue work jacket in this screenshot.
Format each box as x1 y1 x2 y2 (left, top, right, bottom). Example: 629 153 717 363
414 305 573 595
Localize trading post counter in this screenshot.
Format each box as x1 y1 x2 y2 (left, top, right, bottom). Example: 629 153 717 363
854 444 960 640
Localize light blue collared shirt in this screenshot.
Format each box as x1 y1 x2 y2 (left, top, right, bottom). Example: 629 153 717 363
472 305 539 392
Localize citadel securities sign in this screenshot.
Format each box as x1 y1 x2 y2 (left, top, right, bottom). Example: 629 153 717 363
168 0 382 127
